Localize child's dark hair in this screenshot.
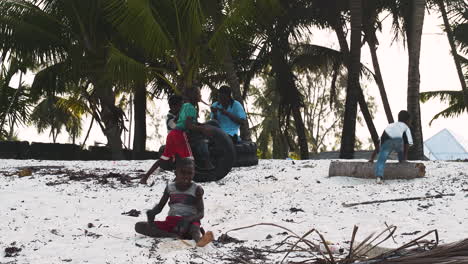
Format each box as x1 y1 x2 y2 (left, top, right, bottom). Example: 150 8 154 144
168 95 183 107
398 110 410 122
175 156 195 168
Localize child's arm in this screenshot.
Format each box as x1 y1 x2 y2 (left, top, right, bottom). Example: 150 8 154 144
146 186 169 222
219 108 245 125
185 116 212 136
186 186 205 222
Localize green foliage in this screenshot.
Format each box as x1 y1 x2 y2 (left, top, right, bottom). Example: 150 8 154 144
0 58 34 140
420 90 467 125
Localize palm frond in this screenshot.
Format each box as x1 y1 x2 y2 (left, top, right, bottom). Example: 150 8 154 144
428 102 467 125
102 0 171 59
420 90 464 105
0 0 69 64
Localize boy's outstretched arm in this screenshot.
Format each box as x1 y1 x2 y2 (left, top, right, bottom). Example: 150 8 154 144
147 187 169 222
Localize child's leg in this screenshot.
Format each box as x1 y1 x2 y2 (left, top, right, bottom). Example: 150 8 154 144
188 224 214 247
188 133 214 170
135 222 178 238
188 224 202 242
374 140 393 179
394 140 404 162
140 160 161 184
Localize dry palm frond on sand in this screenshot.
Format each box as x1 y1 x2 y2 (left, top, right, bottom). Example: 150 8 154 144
203 223 468 264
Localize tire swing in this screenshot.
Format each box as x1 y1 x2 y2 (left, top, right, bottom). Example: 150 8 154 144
193 125 236 182
234 141 259 167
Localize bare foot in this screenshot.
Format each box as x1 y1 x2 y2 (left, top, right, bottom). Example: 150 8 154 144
196 231 214 247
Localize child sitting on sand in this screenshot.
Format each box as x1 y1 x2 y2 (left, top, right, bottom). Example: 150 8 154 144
135 157 214 247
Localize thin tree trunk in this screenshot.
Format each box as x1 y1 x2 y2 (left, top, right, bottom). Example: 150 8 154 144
406 0 426 160
339 0 362 159
132 81 146 156
271 33 309 159
336 19 380 150
291 106 309 159
128 94 132 149
97 85 125 160
357 85 380 148
437 0 468 109
81 116 94 149
368 33 394 123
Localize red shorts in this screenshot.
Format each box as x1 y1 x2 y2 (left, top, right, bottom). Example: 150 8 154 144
160 129 193 161
154 216 200 233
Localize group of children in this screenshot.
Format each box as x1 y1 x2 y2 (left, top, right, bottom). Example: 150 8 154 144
136 85 248 246
134 83 414 245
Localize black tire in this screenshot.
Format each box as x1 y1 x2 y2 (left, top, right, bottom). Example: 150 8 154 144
234 141 258 167
157 125 236 182
193 125 235 182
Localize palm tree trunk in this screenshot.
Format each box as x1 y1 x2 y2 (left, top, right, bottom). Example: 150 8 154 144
291 106 309 159
357 85 380 149
437 0 468 110
271 33 309 159
368 33 394 123
406 0 426 160
81 116 94 149
336 16 380 150
97 84 125 160
339 0 362 159
132 81 147 156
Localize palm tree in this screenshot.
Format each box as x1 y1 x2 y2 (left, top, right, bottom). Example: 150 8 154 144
340 0 363 159
438 0 468 110
363 0 394 123
0 57 32 140
250 76 290 159
0 0 130 159
406 0 426 160
29 95 84 143
420 90 467 124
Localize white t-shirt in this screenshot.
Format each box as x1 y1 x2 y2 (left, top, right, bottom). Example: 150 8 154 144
384 122 413 145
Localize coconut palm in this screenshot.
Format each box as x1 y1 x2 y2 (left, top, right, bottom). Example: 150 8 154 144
339 0 363 159
362 0 394 123
0 0 132 158
29 95 84 143
0 57 33 140
442 0 468 110
420 90 467 125
406 0 427 160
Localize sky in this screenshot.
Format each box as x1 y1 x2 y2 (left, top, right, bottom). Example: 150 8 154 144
10 10 468 152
